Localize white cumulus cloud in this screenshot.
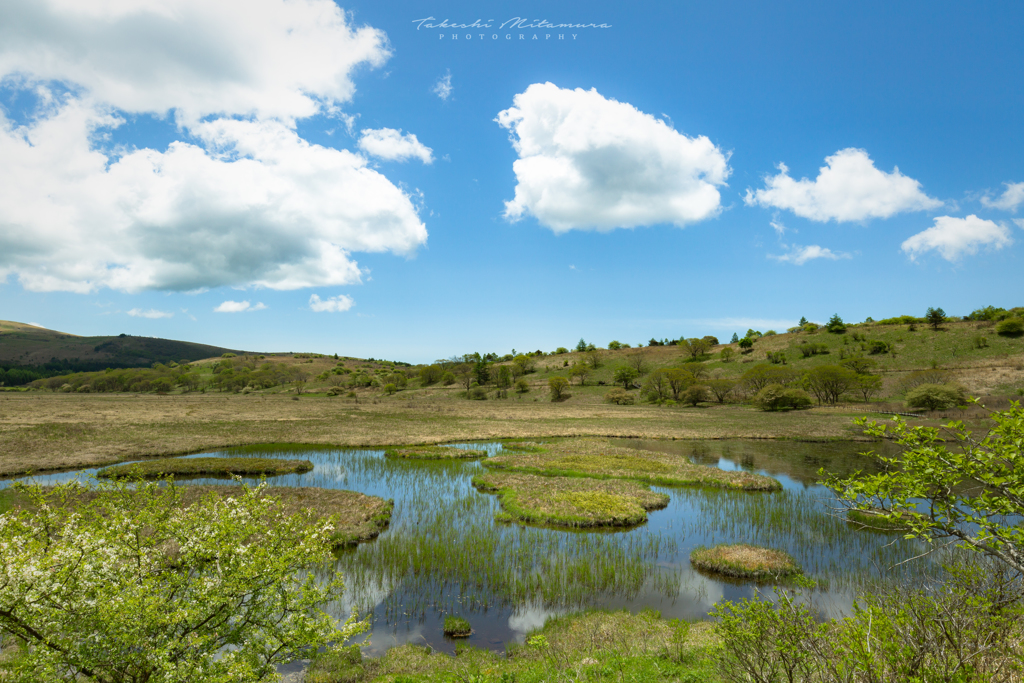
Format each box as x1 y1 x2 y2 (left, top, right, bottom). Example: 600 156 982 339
901 215 1013 261
0 0 390 124
127 308 173 318
496 82 730 233
981 182 1024 212
744 148 942 222
432 70 452 101
214 300 267 313
769 244 851 266
309 293 354 312
357 128 433 163
0 0 430 295
0 111 427 292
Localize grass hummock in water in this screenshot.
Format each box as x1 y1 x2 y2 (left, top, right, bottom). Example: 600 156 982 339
690 543 802 580
384 445 487 460
473 471 669 528
97 456 313 479
443 616 472 637
846 507 914 532
7 483 391 548
484 437 781 491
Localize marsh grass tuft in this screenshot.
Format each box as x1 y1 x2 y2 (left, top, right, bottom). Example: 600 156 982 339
308 609 723 682
485 437 781 491
442 616 472 637
97 457 313 479
690 543 801 580
473 471 668 528
383 446 486 460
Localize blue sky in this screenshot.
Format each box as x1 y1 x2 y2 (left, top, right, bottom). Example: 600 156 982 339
1 0 1022 363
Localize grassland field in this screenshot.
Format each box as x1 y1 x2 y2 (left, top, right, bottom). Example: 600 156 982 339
2 320 1023 476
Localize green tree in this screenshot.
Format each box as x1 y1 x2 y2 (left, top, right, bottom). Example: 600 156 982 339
825 404 1024 572
495 365 512 390
825 313 847 334
738 337 754 350
926 306 946 331
642 369 670 402
741 364 798 394
997 318 1024 337
803 364 857 405
719 347 735 362
852 373 883 402
665 368 695 400
730 332 739 343
799 316 808 326
613 366 639 389
0 479 364 682
680 337 711 360
681 384 708 406
568 363 590 386
607 340 622 350
514 378 529 394
548 376 570 401
575 338 588 352
706 378 736 403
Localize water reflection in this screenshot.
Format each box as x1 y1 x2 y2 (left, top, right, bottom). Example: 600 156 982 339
1 439 930 655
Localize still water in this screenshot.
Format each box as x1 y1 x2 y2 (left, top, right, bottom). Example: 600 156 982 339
3 439 925 656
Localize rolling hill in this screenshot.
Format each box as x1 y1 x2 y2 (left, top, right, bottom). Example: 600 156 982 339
0 320 247 378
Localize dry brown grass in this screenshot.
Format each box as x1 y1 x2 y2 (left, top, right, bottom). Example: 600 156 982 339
485 438 782 491
689 543 801 579
0 392 900 477
472 471 669 527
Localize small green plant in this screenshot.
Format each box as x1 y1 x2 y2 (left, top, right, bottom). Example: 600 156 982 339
905 383 967 410
443 616 472 637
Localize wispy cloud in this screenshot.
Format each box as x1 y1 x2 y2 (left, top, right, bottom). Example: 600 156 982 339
309 293 354 312
980 182 1024 212
769 244 851 265
433 69 452 100
127 308 173 319
214 300 267 313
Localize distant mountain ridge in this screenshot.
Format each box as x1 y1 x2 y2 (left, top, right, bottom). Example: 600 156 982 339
0 320 247 377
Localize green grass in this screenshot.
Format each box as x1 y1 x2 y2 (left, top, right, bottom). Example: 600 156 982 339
689 543 802 580
846 507 914 532
473 471 669 528
442 616 472 637
96 456 313 478
483 438 781 491
384 445 486 460
307 609 724 683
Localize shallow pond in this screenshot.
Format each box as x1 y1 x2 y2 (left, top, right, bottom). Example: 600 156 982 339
2 438 927 657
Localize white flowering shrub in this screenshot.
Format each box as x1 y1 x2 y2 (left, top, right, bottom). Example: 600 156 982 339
0 478 364 682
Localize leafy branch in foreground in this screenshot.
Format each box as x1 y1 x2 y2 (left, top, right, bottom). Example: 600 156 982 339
0 477 365 683
824 401 1024 572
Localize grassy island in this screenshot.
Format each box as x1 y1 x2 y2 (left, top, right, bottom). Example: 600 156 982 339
443 616 472 637
473 471 669 528
689 543 802 580
483 438 781 492
97 456 313 479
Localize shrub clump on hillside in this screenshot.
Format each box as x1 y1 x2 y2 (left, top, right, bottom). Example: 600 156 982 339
905 383 968 411
604 387 635 405
996 318 1024 337
754 384 812 411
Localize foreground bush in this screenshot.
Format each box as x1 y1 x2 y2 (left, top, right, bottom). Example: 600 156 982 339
713 558 1024 683
0 478 364 682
